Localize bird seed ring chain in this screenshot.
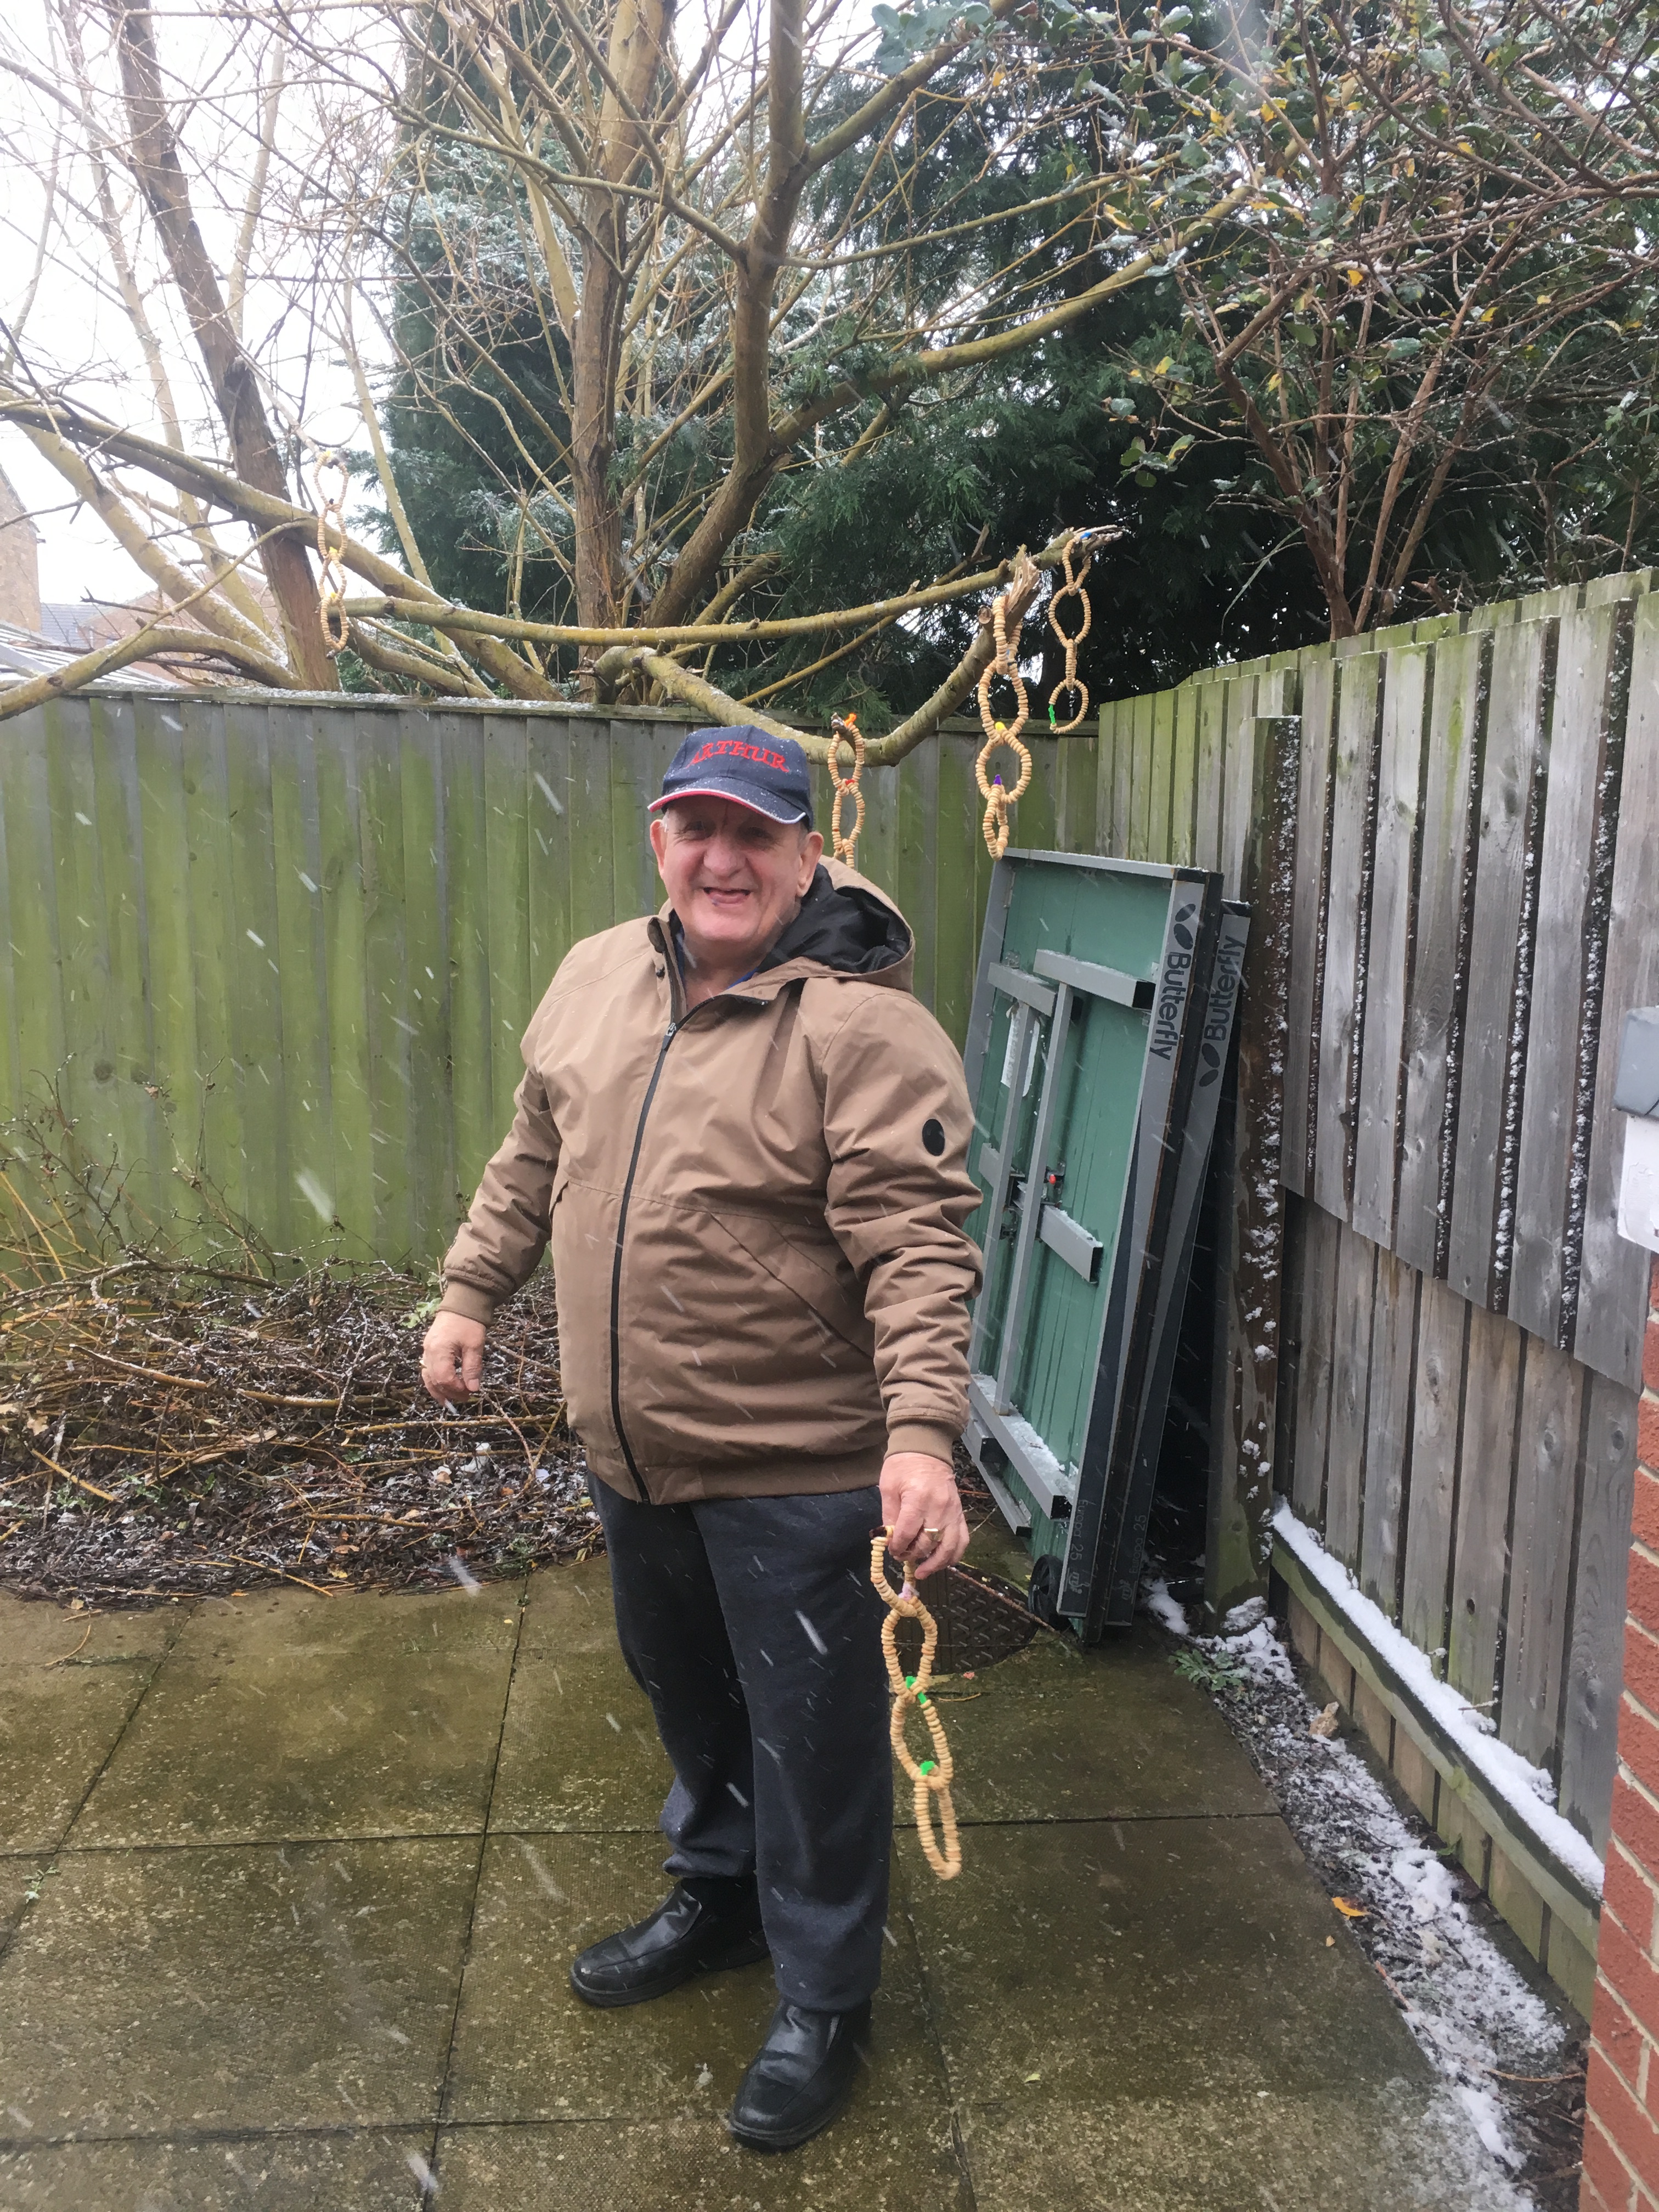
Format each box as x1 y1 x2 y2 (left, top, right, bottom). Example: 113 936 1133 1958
974 593 1032 861
870 1528 962 1881
1046 537 1094 734
829 713 866 868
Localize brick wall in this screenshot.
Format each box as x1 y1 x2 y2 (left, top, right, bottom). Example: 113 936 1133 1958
1583 1259 1659 2211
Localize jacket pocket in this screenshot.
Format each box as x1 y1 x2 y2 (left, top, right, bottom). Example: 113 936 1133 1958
715 1211 874 1356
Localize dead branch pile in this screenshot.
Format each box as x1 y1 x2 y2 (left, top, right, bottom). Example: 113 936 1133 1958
0 1227 596 1604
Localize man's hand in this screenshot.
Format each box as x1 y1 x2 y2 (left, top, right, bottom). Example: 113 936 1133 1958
422 1311 486 1404
879 1452 969 1582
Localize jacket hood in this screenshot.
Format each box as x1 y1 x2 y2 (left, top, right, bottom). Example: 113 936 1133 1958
758 861 910 980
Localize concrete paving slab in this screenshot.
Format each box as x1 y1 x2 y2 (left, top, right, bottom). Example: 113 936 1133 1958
443 1831 944 2124
0 2130 432 2211
75 1588 520 1844
928 1623 1277 1825
0 1590 182 1668
958 2084 1526 2211
431 2113 970 2212
0 1855 48 1952
0 1600 183 1850
901 1815 1431 2105
490 1564 672 1832
0 1841 477 2135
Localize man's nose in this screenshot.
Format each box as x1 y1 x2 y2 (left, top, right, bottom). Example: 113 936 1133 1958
702 833 749 874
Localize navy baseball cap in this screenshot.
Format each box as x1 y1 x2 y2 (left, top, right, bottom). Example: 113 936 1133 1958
650 726 812 825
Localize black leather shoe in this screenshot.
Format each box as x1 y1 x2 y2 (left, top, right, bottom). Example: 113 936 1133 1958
568 1877 768 2008
726 1997 872 2151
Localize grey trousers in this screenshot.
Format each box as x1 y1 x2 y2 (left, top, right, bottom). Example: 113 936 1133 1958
592 1479 892 2011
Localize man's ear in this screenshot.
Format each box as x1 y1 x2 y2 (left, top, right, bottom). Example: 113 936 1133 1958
649 815 669 873
799 827 825 887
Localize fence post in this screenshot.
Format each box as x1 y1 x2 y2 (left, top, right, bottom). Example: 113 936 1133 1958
1204 714 1300 1628
1582 1256 1659 2207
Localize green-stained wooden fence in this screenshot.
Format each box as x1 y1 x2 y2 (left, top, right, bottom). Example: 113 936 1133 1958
0 693 1099 1266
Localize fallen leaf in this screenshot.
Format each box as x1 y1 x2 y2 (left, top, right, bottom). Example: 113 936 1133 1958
1333 1897 1368 1920
1024 2072 1041 2083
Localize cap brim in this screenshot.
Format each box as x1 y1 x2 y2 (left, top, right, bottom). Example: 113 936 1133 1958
648 781 808 824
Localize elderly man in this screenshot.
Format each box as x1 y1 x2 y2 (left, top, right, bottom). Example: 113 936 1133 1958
421 726 981 2151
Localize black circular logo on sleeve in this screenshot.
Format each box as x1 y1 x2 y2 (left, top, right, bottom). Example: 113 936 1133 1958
922 1118 946 1156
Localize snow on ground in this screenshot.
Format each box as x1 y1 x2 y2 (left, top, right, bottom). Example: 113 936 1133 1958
1155 1600 1582 2205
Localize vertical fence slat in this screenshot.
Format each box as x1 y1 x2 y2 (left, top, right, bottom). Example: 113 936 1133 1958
1575 592 1659 1390
314 707 374 1250
1169 687 1197 867
1312 654 1381 1221
1511 602 1626 1348
180 702 250 1235
1396 629 1485 1280
1128 691 1154 861
268 704 335 1240
1352 646 1429 1249
223 701 290 1257
1400 1276 1470 1673
1219 674 1260 898
132 702 200 1219
1193 678 1226 875
932 736 980 1051
1207 713 1301 1622
86 694 164 1222
1499 1337 1585 1771
443 710 498 1207
360 713 414 1263
1323 1221 1377 1568
1560 1373 1639 1852
398 708 456 1255
1359 1249 1418 1621
42 697 117 1189
1447 618 1551 1309
898 735 939 1011
1446 1304 1523 1717
1148 689 1175 863
1282 655 1336 1198
527 715 574 997
1291 1201 1340 1524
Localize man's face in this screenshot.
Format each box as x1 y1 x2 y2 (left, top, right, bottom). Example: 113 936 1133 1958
650 797 823 975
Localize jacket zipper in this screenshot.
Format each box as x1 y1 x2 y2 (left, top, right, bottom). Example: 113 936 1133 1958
609 1018 678 1500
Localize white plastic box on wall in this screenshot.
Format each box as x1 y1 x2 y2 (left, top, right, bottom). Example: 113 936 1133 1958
1615 1007 1659 1254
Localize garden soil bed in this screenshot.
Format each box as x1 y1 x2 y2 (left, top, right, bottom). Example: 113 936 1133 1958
0 1261 599 1603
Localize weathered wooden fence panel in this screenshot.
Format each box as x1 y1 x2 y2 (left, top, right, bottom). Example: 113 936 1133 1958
1093 569 1652 1871
0 696 1098 1268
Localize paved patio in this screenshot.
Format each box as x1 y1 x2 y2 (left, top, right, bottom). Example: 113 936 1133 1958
0 1528 1526 2211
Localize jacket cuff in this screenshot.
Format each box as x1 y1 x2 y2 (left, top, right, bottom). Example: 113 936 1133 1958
885 1420 960 1465
438 1281 498 1327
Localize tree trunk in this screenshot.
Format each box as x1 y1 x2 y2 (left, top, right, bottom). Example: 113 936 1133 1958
114 3 336 690
569 0 673 644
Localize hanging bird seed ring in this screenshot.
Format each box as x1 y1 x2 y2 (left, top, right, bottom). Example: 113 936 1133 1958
1046 535 1094 735
828 713 866 868
313 452 351 657
870 1528 962 1882
975 594 1032 861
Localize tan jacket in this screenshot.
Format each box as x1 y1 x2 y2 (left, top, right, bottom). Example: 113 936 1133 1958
438 861 983 1504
